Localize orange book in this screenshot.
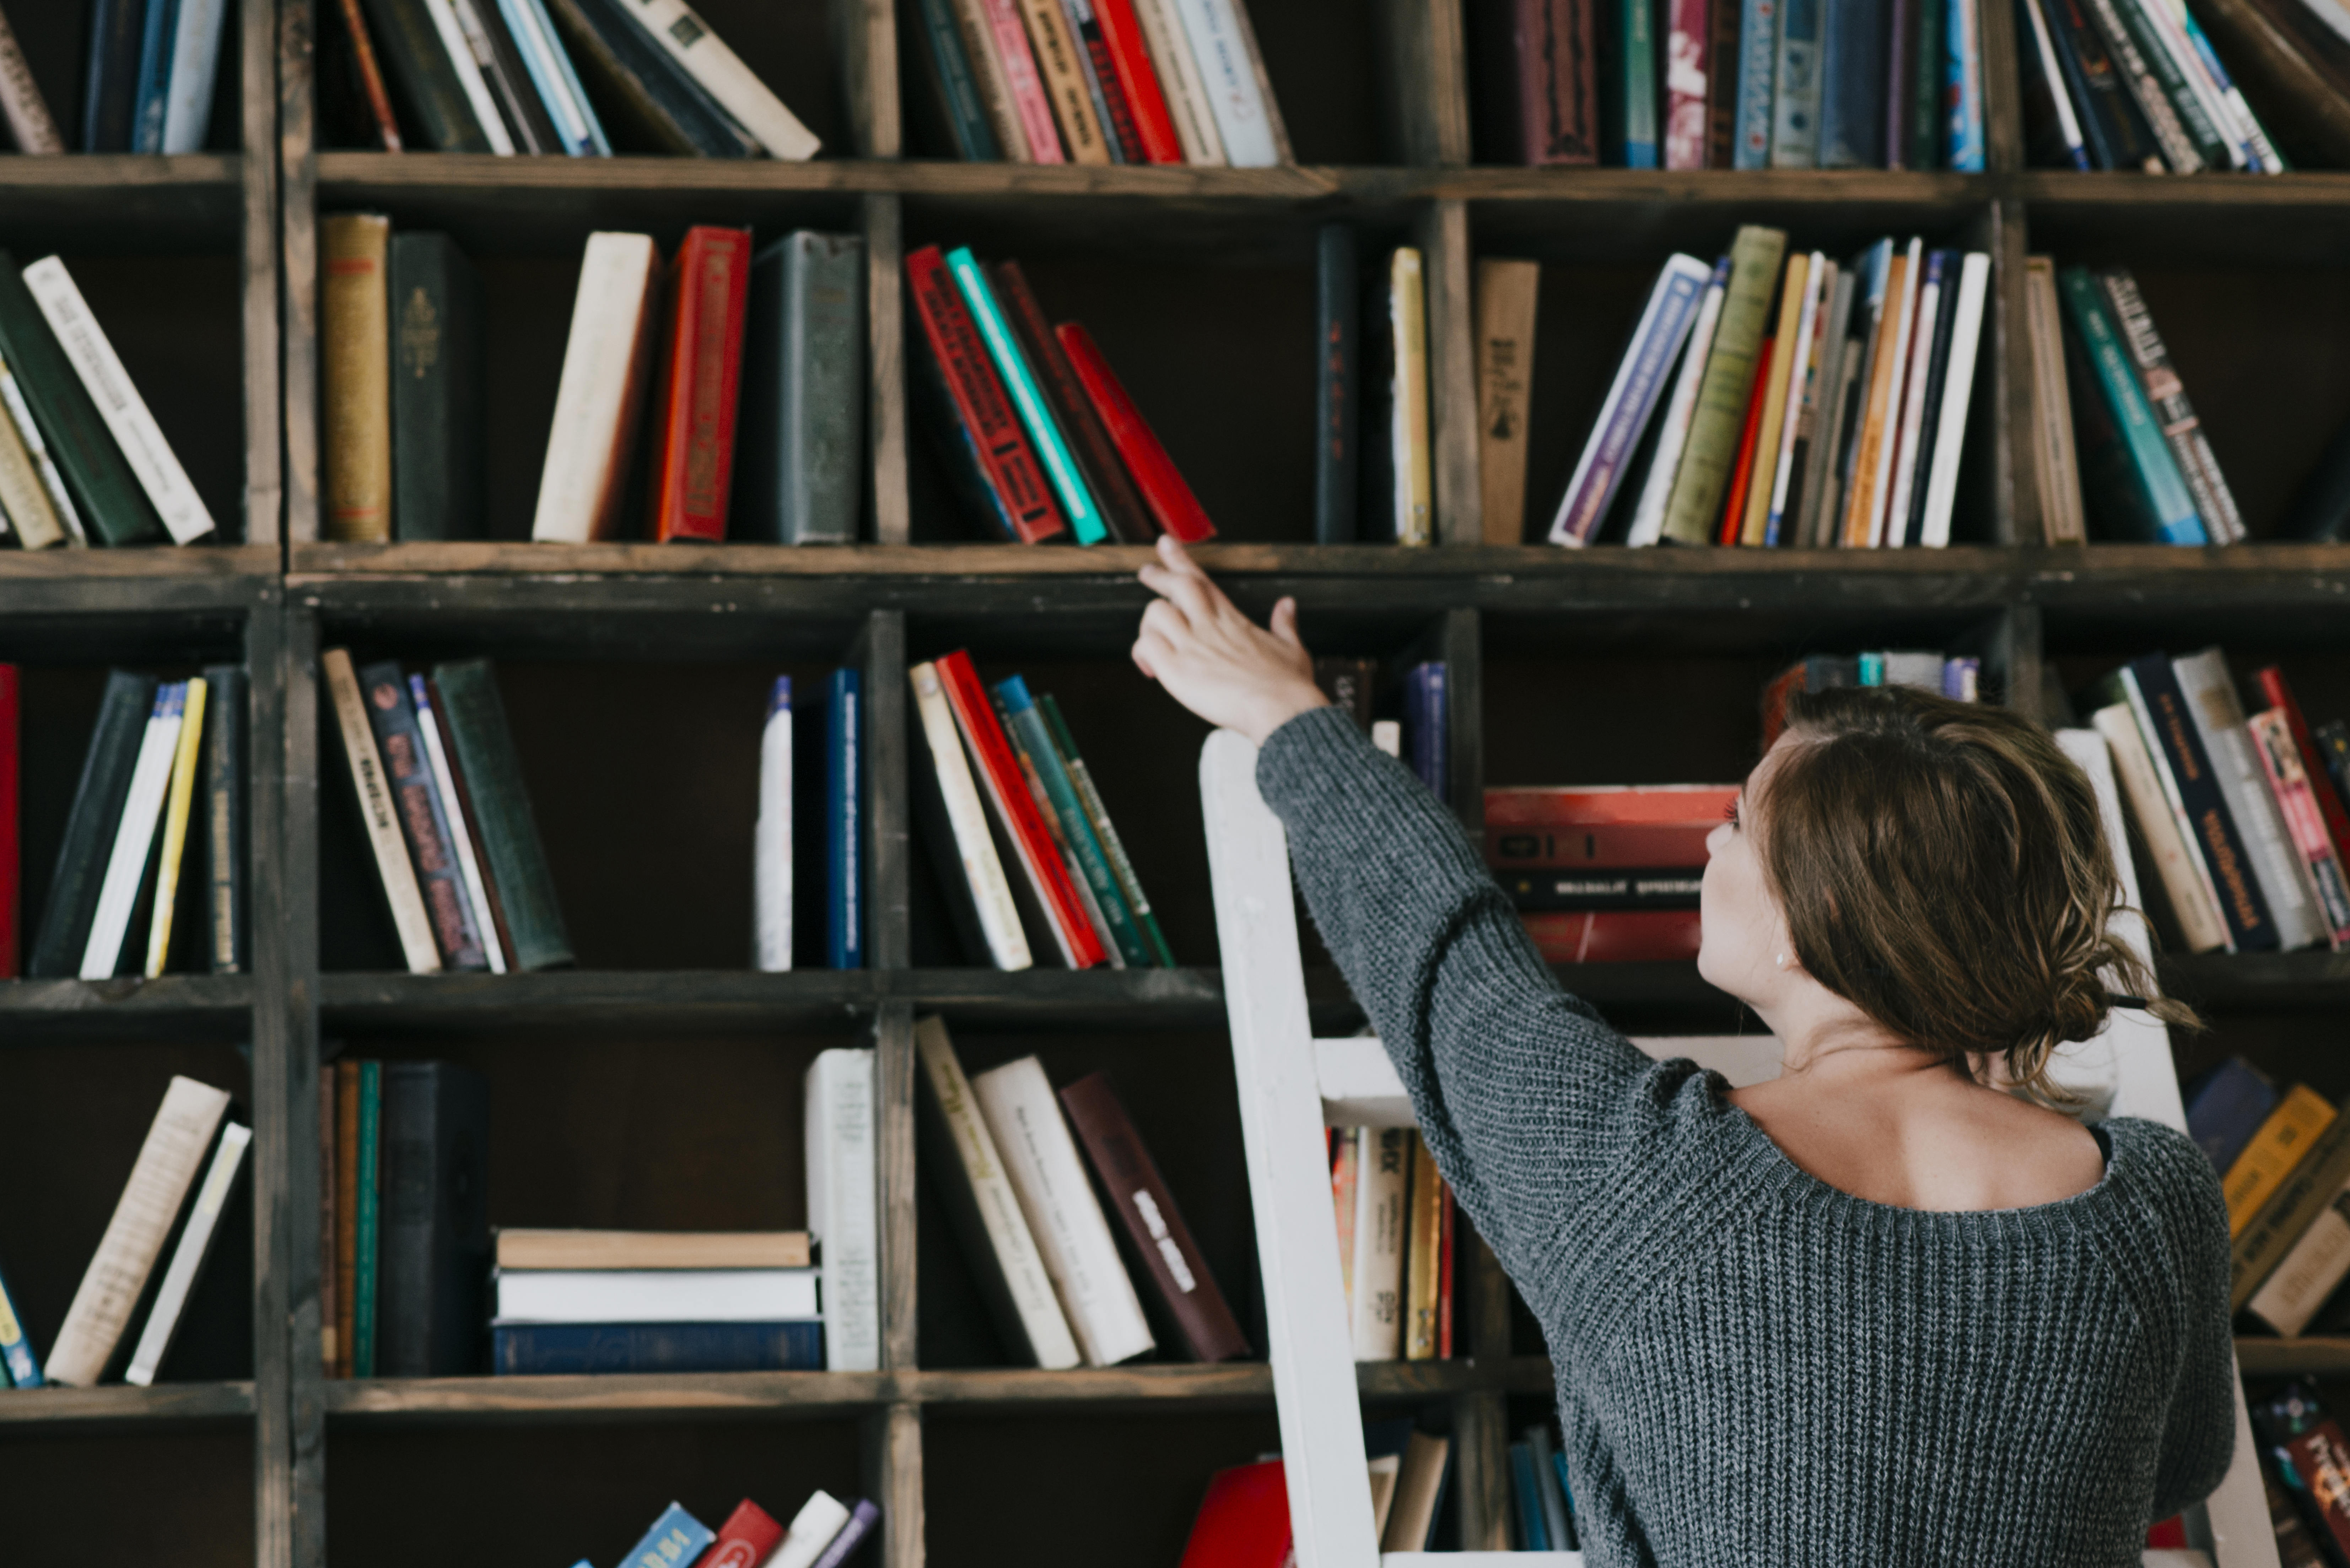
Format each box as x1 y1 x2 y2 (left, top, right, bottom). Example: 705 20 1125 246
1716 340 1776 546
1840 249 1912 546
647 226 752 541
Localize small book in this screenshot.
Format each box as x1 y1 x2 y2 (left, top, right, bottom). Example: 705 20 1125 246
1551 254 1711 547
646 225 753 543
909 660 1033 970
543 0 758 157
1056 321 1217 542
376 1061 491 1377
702 1500 786 1568
1486 784 1737 868
1171 0 1289 167
530 231 662 543
736 231 867 545
1704 0 1743 167
492 1320 823 1374
1881 249 1949 549
355 0 496 150
1383 1430 1450 1551
756 677 794 972
806 1047 881 1372
621 1505 714 1568
431 659 574 970
358 660 489 969
431 0 522 156
772 1491 854 1568
80 681 187 980
0 364 66 547
329 0 408 151
124 1121 251 1386
2087 661 2251 950
1473 256 1538 546
2248 1164 2350 1336
142 675 210 977
389 232 486 543
323 650 441 974
973 0 1065 161
1944 0 1987 168
319 1074 338 1373
494 1230 812 1269
905 244 1066 544
2040 0 2164 171
2060 279 2200 544
1067 0 1145 163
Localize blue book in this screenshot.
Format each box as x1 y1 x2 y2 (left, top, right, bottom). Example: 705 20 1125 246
1552 1450 1579 1544
2185 1056 2280 1175
1619 0 1659 167
1548 253 1710 545
910 0 999 159
354 1060 382 1379
1946 0 1986 169
1404 662 1448 804
944 247 1107 545
618 1503 714 1568
828 667 863 970
2057 269 2203 545
497 0 612 155
1731 0 1780 168
993 675 1148 967
1509 1441 1550 1550
494 1321 825 1374
810 1499 883 1568
1816 0 1887 166
131 0 183 152
0 1258 41 1386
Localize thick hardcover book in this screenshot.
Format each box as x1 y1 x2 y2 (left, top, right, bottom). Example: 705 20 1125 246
1815 0 1888 164
826 667 864 970
647 225 753 542
2092 701 2228 953
0 666 12 977
83 0 149 151
2250 708 2350 946
2042 0 2163 168
375 1060 490 1377
776 1494 855 1568
2257 667 2350 871
389 233 485 543
2174 648 2326 951
1769 0 1824 166
28 671 158 976
949 248 1106 543
991 259 1154 544
2093 267 2243 544
996 676 1147 966
1174 0 1290 166
1316 226 1359 543
1552 255 1709 547
531 231 660 543
430 660 571 970
1730 0 1777 165
356 660 486 969
910 0 1002 158
906 245 1066 542
910 660 1031 968
2057 267 2203 543
1661 225 1786 544
541 0 755 156
0 9 61 154
356 0 492 149
2233 1108 2350 1305
124 1121 249 1384
1060 1070 1245 1361
2186 1056 2281 1174
1474 257 1540 545
0 251 165 547
1504 868 1707 909
735 231 864 544
1018 0 1112 161
1665 0 1712 168
1094 0 1184 161
2127 654 2277 951
1057 322 1217 542
807 1048 880 1371
1041 692 1172 966
353 1060 383 1377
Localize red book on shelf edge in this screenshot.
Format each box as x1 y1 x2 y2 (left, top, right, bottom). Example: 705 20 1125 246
906 247 1068 545
989 260 1157 544
1484 785 1737 870
702 1500 786 1568
2257 666 2350 872
648 226 753 542
0 663 15 977
1179 1460 1291 1568
1521 909 1704 963
1436 1175 1455 1359
1056 321 1217 543
1717 336 1775 546
1092 0 1185 163
935 650 1106 968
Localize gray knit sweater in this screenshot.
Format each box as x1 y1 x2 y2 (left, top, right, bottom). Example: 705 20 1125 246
1258 705 2237 1568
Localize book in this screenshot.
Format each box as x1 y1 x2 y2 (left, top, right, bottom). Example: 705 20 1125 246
2081 0 2201 166
0 356 66 547
157 0 231 152
906 245 1065 543
754 677 793 971
948 246 1107 545
423 0 521 155
2118 0 2233 167
356 0 495 149
1661 226 1786 545
914 0 1005 159
545 0 759 158
1316 225 1359 544
531 231 661 543
1740 253 1812 545
1844 239 1919 547
376 1061 490 1377
2174 648 2326 951
2108 655 2275 950
123 1121 248 1386
321 215 394 544
1067 0 1148 162
388 233 486 543
1882 250 1951 547
2095 267 2244 544
2042 0 2164 169
2022 257 2087 543
0 255 160 545
2249 1164 2350 1335
914 1015 1082 1368
2257 667 2350 871
1173 0 1290 166
0 7 60 153
1731 0 1778 165
494 1267 820 1322
47 1075 232 1385
1512 1440 1551 1548
1627 254 1730 547
611 0 821 158
331 0 408 150
354 1060 383 1376
430 660 573 971
972 1055 1155 1366
1130 0 1223 162
1804 240 1882 546
1384 246 1433 546
1769 0 1824 165
1017 0 1113 162
1056 321 1218 542
1912 248 1983 548
2228 1081 2336 1236
0 1255 40 1386
621 1505 715 1568
1179 1460 1291 1568
1502 869 1707 909
83 0 148 150
987 678 1138 964
498 0 609 153
1405 661 1448 802
704 1501 786 1568
909 660 1033 969
1348 1125 1407 1359
1666 0 1713 168
1403 1132 1444 1360
408 675 503 973
1946 0 1987 167
495 1230 810 1268
1768 254 1833 544
2091 701 2230 953
358 660 488 969
454 0 562 153
973 0 1065 160
1714 340 1774 546
77 681 184 980
1618 0 1662 163
2234 1113 2350 1308
820 668 863 970
806 1047 880 1371
2250 708 2350 947
991 259 1154 544
335 1060 360 1377
1474 257 1540 545
492 1321 824 1372
646 225 752 542
734 232 865 544
808 1499 882 1568
1040 692 1173 966
2020 0 2091 167
1883 0 1915 167
1472 0 1602 163
771 1492 855 1568
1486 784 1739 866
317 1075 335 1372
1551 254 1710 547
1817 0 1888 164
142 675 208 976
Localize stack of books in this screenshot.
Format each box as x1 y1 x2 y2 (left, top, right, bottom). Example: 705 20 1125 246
489 1228 823 1376
321 0 819 159
1487 784 1736 964
41 0 232 153
594 1494 881 1568
1327 1127 1456 1363
905 0 1289 167
1508 1417 1580 1552
1472 0 1990 171
2017 0 2290 172
2190 1060 2350 1339
1180 1424 1455 1559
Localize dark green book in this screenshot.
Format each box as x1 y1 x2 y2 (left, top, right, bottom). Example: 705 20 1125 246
2057 267 2204 544
354 1060 383 1379
1909 0 1944 169
992 675 1149 969
736 232 866 544
1039 692 1174 968
354 0 492 152
389 233 484 542
29 670 159 976
905 0 999 159
202 663 247 974
428 660 573 972
542 0 757 157
0 253 166 547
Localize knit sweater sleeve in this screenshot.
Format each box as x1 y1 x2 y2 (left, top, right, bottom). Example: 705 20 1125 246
2144 1125 2241 1521
1254 706 1667 1286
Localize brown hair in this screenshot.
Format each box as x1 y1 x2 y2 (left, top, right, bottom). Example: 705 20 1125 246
1755 685 2194 1102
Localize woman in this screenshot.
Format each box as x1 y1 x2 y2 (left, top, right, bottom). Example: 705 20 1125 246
1132 537 2235 1567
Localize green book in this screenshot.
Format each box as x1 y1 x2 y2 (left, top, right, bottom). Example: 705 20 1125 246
1040 692 1175 969
991 675 1150 969
389 233 484 542
1660 225 1786 545
0 250 165 547
1621 0 1659 167
2100 0 2229 169
354 1060 382 1379
429 660 574 972
1909 0 1943 170
2055 267 2203 544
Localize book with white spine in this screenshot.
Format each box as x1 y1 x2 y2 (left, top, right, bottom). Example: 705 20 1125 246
1917 252 1990 548
419 0 517 153
771 1491 853 1568
1861 237 1923 548
806 1047 880 1372
2173 647 2327 951
494 1267 820 1323
497 0 610 154
0 351 87 544
410 675 505 974
1348 1125 1408 1360
125 1121 250 1385
1171 0 1288 166
2090 702 2227 953
970 1055 1154 1367
2247 1168 2350 1335
47 1076 232 1386
159 0 231 153
756 676 794 972
531 233 661 543
81 682 187 980
323 648 441 973
910 661 1031 970
1130 0 1226 163
1880 253 1945 551
142 675 209 978
1626 256 1729 547
614 0 823 159
21 257 215 544
1762 252 1826 545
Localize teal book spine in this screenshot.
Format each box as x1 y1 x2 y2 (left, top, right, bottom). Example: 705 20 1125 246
354 1060 382 1379
1945 0 1987 169
2057 267 2203 545
1731 0 1779 167
1039 691 1174 968
1621 0 1659 167
1768 0 1822 166
993 676 1148 966
944 246 1107 545
1510 1441 1551 1549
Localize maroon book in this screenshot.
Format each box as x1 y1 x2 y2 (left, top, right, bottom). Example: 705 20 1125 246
702 1501 785 1568
1058 1071 1250 1363
986 261 1156 545
2287 1420 2350 1559
1472 0 1600 164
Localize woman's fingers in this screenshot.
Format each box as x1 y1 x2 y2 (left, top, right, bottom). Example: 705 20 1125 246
1139 597 1192 650
1139 558 1221 626
1269 596 1302 650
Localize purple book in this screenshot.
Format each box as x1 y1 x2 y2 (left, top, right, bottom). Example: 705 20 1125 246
1547 254 1713 545
809 1498 882 1568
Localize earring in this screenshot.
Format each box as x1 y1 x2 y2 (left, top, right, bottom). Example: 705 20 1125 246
1775 952 1789 969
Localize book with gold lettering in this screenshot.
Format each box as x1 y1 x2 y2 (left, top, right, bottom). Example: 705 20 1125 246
388 232 484 541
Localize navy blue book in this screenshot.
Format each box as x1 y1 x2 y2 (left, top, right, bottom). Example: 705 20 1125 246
1315 224 1358 545
83 0 150 151
2184 1056 2279 1175
829 667 864 969
1815 0 1888 167
1404 661 1448 805
130 0 182 152
908 0 999 159
492 1321 825 1374
2125 653 2277 952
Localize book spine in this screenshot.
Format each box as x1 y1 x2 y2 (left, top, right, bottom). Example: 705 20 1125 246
83 0 146 150
948 247 1107 544
492 1321 824 1373
990 259 1153 544
2093 702 2228 952
1473 256 1540 546
1094 0 1183 159
1741 254 1811 544
321 216 394 544
1129 0 1223 162
806 1048 880 1371
2100 664 2235 947
1619 0 1660 164
2079 0 2200 166
398 1063 490 1375
1389 246 1433 546
1912 0 1945 166
46 1076 232 1385
537 3 753 161
457 0 561 153
904 245 1067 544
2259 668 2350 872
420 0 518 153
28 670 152 977
357 0 494 149
1317 225 1359 545
132 0 185 154
1765 254 1827 544
2248 1178 2350 1335
1349 1125 1408 1360
1946 0 1987 167
373 1063 433 1376
807 1500 882 1568
1915 251 1988 547
2115 0 2232 164
357 660 486 969
764 231 865 544
336 0 410 150
2022 258 2086 543
1055 321 1217 541
755 677 793 971
1665 0 1712 168
1551 255 1709 546
827 667 863 970
1661 226 1787 544
705 1502 786 1568
1406 662 1448 800
1768 0 1823 166
1330 1128 1359 1310
335 1061 359 1376
0 8 62 153
1836 245 1911 544
1628 256 1731 546
1173 0 1283 166
81 683 185 980
910 662 1033 969
1884 0 1913 167
1730 0 1778 166
2250 709 2350 946
1066 0 1143 161
498 0 607 153
531 231 661 543
2287 1422 2350 1558
1794 258 1859 547
0 1258 41 1386
616 1505 715 1568
2093 267 2243 543
427 660 572 969
1039 692 1173 966
1716 341 1775 545
2232 1114 2350 1308
1403 1132 1443 1360
142 676 209 976
1816 0 1889 164
1017 0 1113 161
612 0 822 158
996 677 1149 966
389 233 486 543
0 667 11 977
648 226 753 542
318 1074 337 1372
2174 648 2327 951
1705 0 1743 164
0 370 65 547
354 1061 382 1378
2041 0 2157 169
124 1121 250 1384
1881 251 1947 547
408 676 503 974
913 0 1002 159
942 0 1026 159
975 0 1067 160
2130 654 2276 951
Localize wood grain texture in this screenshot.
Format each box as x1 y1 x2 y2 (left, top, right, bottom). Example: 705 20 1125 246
0 1381 256 1427
831 0 900 159
281 0 321 547
876 1002 920 1370
1377 0 1471 165
1977 0 2027 174
1991 199 2036 547
864 194 910 545
242 0 283 550
868 1402 922 1568
854 610 912 967
1420 201 1483 547
2233 1337 2350 1377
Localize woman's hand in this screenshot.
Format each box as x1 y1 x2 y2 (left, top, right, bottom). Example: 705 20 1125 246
1133 536 1328 746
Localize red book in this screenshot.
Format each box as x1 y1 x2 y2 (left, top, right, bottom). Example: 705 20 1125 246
988 261 1156 544
1664 0 1710 169
1716 337 1774 546
0 663 13 978
2257 666 2350 872
647 226 753 542
1068 0 1147 161
1092 0 1185 162
1484 785 1737 869
1522 909 1704 963
1179 1460 1291 1568
1435 1176 1455 1358
701 1501 786 1568
1055 321 1217 543
906 247 1067 545
2144 1517 2188 1549
935 650 1105 967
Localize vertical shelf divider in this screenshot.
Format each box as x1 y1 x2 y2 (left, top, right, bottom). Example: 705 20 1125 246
242 0 284 552
1421 200 1483 548
1992 196 2041 548
279 0 320 549
866 194 911 546
865 1397 925 1568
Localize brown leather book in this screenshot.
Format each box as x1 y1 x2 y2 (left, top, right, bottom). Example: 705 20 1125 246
322 214 394 543
1058 1071 1250 1363
336 1059 361 1379
1471 0 1600 164
986 260 1156 545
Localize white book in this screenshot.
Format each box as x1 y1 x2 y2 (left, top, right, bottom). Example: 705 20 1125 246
531 233 660 542
771 1491 853 1568
1131 0 1226 163
806 1047 879 1372
498 0 609 154
1626 263 1728 548
756 677 794 972
125 1122 250 1386
1881 258 1944 551
914 1017 1080 1369
81 683 187 980
1171 0 1287 167
47 1076 232 1386
2173 648 2327 950
2128 0 2246 168
492 1267 821 1323
420 0 518 154
1371 720 1401 757
2020 0 2087 166
971 1055 1154 1368
410 675 505 974
1763 252 1826 542
322 648 441 973
1348 1125 1407 1361
911 662 1031 970
160 0 231 153
21 257 216 544
1862 238 1923 548
2248 1170 2350 1335
613 0 822 159
2299 0 2350 46
0 352 87 545
1918 252 1989 548
2091 704 2228 954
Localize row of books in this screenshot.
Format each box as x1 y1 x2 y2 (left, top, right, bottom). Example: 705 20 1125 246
0 1076 250 1388
586 1495 879 1568
0 0 234 153
906 0 1288 166
1538 227 1991 550
909 243 1217 548
0 253 214 548
1472 0 1989 171
1179 1423 1457 1561
2255 1381 2350 1563
1508 1417 1580 1551
1311 233 1441 547
2074 651 2350 954
9 666 248 980
2017 0 2289 172
323 650 576 975
2185 1060 2350 1339
1328 1127 1456 1363
324 0 818 159
920 1017 1249 1368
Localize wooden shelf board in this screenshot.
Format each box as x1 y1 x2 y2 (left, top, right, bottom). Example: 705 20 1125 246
319 970 886 1035
0 155 246 250
0 1380 254 1427
2158 953 2350 1012
2237 1338 2350 1377
0 975 255 1040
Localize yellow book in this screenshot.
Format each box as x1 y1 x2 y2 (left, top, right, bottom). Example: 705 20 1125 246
142 677 208 978
1739 253 1809 546
1015 0 1110 165
1403 1132 1445 1361
321 213 392 543
1839 249 1911 547
2225 1083 2338 1238
1390 247 1432 547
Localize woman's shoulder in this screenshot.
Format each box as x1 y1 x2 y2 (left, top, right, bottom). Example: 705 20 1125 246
2091 1116 2230 1241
